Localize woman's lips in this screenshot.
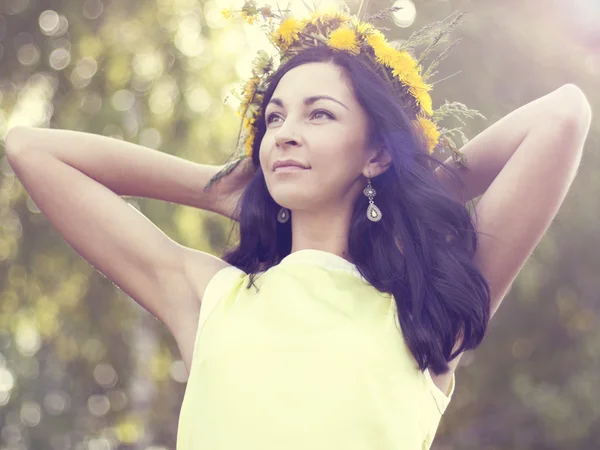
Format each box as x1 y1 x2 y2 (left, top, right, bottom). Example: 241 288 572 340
274 166 309 173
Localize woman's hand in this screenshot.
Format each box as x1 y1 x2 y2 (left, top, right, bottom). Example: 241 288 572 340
208 157 257 222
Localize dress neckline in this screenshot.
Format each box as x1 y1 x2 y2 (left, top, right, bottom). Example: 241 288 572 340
278 249 362 278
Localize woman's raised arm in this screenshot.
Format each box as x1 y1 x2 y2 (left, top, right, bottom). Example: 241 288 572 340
3 126 241 368
4 126 243 214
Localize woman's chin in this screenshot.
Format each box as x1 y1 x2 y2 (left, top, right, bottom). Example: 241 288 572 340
270 194 312 211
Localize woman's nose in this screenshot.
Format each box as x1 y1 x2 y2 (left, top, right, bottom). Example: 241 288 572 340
275 135 299 147
274 120 300 147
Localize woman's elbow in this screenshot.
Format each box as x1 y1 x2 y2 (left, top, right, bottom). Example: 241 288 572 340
558 84 592 124
5 126 35 161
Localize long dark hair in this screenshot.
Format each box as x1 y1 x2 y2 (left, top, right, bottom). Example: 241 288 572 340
222 46 491 375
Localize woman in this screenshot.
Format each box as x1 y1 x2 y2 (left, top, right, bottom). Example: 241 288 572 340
5 5 591 450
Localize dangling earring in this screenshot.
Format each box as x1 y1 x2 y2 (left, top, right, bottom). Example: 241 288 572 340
277 207 290 223
364 178 382 222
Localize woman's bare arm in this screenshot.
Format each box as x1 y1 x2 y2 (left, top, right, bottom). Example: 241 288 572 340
4 126 234 362
4 127 234 213
435 84 583 204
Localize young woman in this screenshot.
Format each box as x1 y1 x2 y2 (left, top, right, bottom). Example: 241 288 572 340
5 7 591 450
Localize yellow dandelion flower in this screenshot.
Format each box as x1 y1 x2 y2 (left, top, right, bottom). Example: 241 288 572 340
415 117 440 154
414 91 434 116
328 28 360 55
397 67 429 93
366 35 404 67
393 64 433 116
274 17 303 47
365 30 386 48
241 76 260 110
373 44 399 67
409 86 434 115
221 9 235 20
389 51 417 76
245 132 255 156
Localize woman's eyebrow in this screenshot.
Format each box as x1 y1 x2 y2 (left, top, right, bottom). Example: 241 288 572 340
268 95 349 110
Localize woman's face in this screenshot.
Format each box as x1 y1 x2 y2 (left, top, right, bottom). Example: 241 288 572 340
259 62 374 211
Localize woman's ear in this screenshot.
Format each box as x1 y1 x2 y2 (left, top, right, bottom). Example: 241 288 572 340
364 147 392 178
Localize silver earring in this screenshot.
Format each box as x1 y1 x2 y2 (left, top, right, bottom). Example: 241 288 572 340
364 178 382 222
277 207 290 223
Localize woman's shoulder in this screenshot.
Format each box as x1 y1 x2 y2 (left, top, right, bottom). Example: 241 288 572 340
182 250 245 308
175 252 247 372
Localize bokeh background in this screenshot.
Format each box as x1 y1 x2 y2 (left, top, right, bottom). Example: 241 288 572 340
0 0 598 448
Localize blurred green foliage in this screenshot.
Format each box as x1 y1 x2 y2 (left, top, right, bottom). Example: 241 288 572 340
0 0 598 448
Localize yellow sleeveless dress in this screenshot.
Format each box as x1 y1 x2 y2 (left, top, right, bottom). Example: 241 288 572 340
177 249 455 450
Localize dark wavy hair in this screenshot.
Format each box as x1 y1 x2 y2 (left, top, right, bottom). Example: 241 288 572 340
222 46 491 375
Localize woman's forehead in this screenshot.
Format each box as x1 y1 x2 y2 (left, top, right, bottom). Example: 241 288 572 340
272 62 354 103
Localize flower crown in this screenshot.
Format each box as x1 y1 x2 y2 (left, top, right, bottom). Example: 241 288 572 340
205 1 485 190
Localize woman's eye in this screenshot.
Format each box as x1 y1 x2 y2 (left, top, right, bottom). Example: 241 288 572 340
265 110 334 125
266 113 282 124
312 110 334 120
